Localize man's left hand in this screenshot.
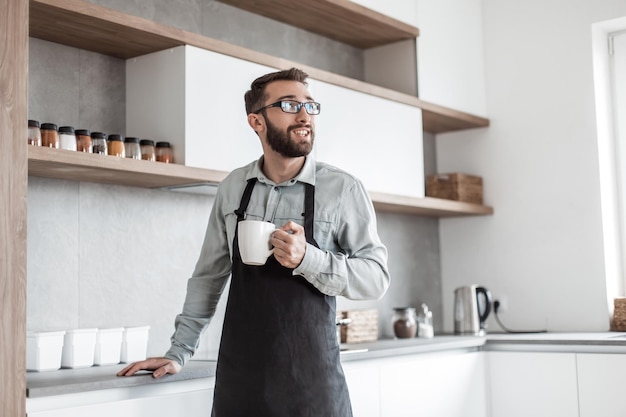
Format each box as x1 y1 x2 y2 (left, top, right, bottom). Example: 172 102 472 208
271 221 307 268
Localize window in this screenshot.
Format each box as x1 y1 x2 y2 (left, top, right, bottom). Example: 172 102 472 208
592 17 626 310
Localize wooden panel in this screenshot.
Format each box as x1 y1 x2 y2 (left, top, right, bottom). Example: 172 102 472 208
1 0 28 415
28 146 229 188
29 0 185 59
370 193 493 217
216 0 419 49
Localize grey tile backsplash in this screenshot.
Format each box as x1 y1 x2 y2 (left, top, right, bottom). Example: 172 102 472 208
27 0 442 359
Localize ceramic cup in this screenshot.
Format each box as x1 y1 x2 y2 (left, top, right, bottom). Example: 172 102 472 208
238 220 276 265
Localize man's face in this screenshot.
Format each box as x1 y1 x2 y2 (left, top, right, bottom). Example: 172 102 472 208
258 80 316 158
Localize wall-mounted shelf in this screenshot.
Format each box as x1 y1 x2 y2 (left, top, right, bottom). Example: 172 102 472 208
28 147 493 217
28 0 489 134
28 146 228 188
215 0 420 49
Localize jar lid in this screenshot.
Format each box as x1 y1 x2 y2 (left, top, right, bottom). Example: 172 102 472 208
108 134 124 141
393 307 416 312
91 131 106 139
58 126 75 134
75 129 90 136
124 136 140 143
28 120 40 128
140 139 155 146
156 141 171 148
41 123 58 130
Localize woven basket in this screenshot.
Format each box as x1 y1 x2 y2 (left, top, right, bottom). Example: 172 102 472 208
614 298 626 331
426 173 483 204
339 309 378 343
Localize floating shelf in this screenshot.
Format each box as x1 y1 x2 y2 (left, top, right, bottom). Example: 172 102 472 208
28 147 493 217
28 0 489 134
215 0 420 49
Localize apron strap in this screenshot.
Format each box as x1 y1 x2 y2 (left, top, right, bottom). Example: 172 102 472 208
234 178 257 221
304 183 317 246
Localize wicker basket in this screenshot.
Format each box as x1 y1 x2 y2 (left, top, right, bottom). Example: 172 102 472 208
339 309 378 343
426 173 483 204
614 298 626 331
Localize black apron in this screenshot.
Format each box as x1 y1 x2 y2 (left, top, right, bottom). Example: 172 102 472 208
211 178 352 417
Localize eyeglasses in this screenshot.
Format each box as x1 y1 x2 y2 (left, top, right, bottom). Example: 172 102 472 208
253 100 321 115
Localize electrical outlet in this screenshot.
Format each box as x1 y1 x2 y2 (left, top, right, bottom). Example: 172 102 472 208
494 296 508 313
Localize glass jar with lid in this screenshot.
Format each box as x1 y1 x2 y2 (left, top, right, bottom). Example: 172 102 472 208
28 120 42 146
91 132 107 154
75 129 92 153
392 307 417 339
140 139 155 161
124 136 141 160
41 123 59 148
107 134 125 157
58 126 77 151
155 141 173 163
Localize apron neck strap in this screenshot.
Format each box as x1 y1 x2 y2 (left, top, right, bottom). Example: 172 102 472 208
234 178 257 221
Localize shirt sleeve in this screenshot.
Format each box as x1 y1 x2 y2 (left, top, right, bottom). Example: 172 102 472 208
293 178 390 300
164 189 233 366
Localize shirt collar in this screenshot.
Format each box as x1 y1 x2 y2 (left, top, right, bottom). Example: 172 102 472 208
246 154 316 186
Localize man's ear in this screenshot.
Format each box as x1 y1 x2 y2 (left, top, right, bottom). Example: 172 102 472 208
248 113 265 133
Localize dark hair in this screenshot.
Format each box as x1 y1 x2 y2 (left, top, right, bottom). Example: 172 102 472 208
244 68 309 114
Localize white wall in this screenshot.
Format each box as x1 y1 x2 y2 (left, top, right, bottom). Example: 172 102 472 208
438 0 626 332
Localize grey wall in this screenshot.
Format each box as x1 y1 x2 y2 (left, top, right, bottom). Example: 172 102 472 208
27 1 441 359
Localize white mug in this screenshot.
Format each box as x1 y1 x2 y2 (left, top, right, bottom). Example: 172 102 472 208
238 220 276 265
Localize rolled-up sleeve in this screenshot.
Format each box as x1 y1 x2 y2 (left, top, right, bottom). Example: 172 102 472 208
294 179 390 300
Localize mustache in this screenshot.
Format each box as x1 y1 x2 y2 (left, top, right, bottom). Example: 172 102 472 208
288 124 312 132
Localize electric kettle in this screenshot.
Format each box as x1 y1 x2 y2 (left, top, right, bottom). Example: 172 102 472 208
454 285 493 335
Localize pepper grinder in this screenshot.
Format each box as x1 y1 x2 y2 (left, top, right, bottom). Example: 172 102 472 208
417 304 434 338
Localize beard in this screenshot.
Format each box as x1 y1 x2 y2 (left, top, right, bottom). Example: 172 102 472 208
264 114 315 158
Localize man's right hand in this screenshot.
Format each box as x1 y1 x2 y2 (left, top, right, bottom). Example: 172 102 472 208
116 357 181 379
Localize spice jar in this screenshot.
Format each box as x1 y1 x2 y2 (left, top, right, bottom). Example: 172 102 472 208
107 134 125 157
58 126 77 151
75 129 92 153
91 132 107 154
417 304 434 338
124 137 141 160
28 120 42 146
155 141 173 163
41 123 59 148
392 307 417 339
140 139 156 161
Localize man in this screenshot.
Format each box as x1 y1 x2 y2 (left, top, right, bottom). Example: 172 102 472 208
118 68 390 416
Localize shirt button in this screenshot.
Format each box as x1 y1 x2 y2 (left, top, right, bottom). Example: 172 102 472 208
273 187 279 191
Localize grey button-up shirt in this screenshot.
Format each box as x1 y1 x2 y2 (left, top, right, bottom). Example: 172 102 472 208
165 155 390 365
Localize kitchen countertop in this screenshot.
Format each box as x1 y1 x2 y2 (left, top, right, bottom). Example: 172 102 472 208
26 332 626 398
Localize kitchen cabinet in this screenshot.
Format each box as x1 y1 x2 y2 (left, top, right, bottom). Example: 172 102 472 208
343 361 381 417
577 353 626 417
26 378 214 417
26 0 493 217
343 350 489 417
379 351 488 417
312 80 424 198
487 352 579 417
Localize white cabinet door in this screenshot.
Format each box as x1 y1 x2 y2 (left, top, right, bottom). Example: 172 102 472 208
577 353 626 417
343 361 381 417
487 352 579 417
313 81 424 198
379 352 488 417
127 46 275 172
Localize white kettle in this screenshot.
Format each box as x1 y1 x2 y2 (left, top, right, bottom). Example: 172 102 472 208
454 285 493 336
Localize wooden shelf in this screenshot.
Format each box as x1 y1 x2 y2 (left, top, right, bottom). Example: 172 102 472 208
215 0 420 49
370 192 493 217
28 0 489 134
28 147 492 217
28 146 228 188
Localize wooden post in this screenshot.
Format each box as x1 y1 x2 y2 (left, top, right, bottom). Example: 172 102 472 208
0 0 28 415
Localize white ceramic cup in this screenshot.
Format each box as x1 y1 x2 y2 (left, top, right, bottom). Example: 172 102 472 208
238 220 276 265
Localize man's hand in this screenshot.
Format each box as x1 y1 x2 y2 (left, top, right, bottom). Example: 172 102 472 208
117 357 181 379
271 221 307 268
